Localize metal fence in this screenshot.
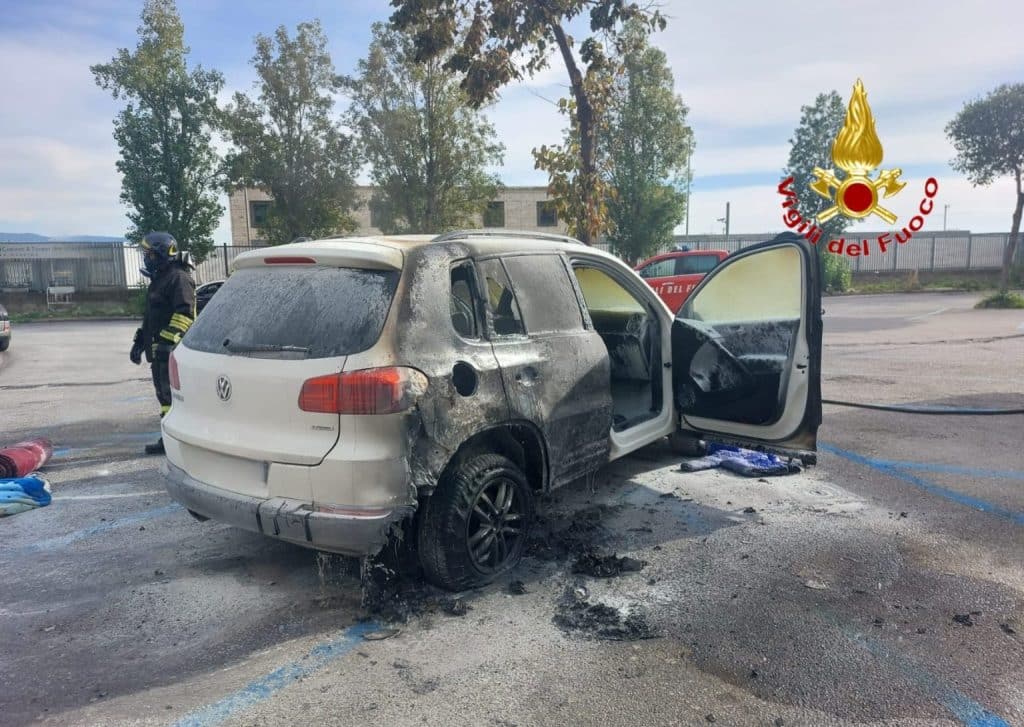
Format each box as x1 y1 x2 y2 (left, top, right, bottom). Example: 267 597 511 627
0 242 132 291
1 233 1020 293
0 242 258 292
665 231 1021 272
121 243 253 288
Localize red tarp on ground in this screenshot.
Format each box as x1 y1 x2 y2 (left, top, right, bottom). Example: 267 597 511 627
0 438 53 478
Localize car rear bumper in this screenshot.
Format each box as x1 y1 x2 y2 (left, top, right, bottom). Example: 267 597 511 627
161 460 410 556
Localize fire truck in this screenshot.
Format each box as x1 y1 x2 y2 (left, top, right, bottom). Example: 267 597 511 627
635 247 730 313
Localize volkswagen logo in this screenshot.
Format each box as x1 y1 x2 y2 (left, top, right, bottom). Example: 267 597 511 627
216 375 232 402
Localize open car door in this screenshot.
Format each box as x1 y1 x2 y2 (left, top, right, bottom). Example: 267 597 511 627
671 234 822 462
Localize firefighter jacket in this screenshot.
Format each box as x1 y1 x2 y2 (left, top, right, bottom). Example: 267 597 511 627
143 261 196 351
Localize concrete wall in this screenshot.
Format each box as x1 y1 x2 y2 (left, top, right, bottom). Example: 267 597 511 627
227 185 567 244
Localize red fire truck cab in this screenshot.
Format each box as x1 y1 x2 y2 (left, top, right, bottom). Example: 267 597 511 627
635 248 730 313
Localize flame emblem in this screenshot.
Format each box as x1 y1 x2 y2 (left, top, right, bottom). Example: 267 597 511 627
810 80 905 224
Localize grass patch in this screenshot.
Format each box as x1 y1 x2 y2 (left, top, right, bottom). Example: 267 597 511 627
845 273 996 295
10 306 137 323
975 292 1024 309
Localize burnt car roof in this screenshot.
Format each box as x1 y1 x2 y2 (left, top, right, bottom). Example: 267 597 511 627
248 231 619 265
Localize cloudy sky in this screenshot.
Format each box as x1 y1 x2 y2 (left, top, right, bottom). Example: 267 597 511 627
1 0 1022 241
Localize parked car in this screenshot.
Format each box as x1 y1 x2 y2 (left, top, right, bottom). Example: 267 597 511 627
161 231 821 590
0 303 10 352
195 280 224 314
636 248 730 312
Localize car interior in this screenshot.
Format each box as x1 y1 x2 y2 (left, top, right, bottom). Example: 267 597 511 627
572 266 663 431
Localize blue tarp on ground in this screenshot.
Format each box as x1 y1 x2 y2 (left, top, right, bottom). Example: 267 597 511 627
679 444 801 477
0 475 51 516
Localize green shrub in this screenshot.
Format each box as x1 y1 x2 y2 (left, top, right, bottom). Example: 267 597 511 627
955 279 985 291
130 287 147 317
975 292 1024 309
820 252 852 292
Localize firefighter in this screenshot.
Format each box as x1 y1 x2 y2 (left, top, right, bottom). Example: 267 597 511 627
129 232 196 455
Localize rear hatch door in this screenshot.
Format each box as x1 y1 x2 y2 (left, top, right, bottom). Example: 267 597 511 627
164 247 402 466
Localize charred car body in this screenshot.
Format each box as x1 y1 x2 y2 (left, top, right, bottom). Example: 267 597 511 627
161 230 821 590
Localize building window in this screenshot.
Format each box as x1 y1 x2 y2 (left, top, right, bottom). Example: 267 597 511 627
369 203 382 229
483 201 505 228
250 201 271 227
536 201 558 227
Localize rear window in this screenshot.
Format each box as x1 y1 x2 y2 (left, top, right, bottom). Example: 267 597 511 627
184 266 400 359
676 255 721 275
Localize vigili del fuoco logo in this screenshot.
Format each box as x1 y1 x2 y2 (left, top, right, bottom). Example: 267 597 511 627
778 79 939 257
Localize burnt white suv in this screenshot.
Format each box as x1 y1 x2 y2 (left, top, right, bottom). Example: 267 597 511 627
161 230 821 590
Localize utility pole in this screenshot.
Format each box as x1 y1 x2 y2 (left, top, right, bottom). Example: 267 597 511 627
717 202 730 237
684 139 693 236
943 204 950 231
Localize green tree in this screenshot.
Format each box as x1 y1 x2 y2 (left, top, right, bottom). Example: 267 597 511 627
947 83 1024 295
783 91 847 240
390 0 665 244
344 23 504 234
91 0 223 261
222 21 359 245
603 24 692 264
783 91 851 291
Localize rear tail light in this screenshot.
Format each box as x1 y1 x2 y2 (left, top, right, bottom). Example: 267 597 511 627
298 367 427 415
169 351 181 390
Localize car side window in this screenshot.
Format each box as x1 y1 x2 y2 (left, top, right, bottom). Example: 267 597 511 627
683 246 801 323
478 258 525 336
639 259 675 278
675 255 720 275
450 262 480 338
501 254 584 334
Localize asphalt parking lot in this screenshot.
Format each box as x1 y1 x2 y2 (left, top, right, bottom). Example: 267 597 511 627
1 291 1022 727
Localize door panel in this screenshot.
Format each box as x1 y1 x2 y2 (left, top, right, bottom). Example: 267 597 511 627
671 236 822 458
672 319 799 425
570 258 676 460
479 255 613 487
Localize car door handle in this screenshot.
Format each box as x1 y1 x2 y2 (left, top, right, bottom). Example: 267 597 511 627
515 366 539 384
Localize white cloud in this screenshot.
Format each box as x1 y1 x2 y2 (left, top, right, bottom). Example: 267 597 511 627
658 0 1024 130
2 1 1022 239
0 28 129 236
685 174 1020 236
692 144 788 177
485 86 565 185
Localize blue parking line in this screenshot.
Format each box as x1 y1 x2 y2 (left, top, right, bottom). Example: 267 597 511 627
21 504 181 553
852 457 1024 482
821 444 1024 526
172 621 381 727
830 612 1010 727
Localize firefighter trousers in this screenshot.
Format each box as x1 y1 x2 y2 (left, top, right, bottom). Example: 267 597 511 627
151 359 172 417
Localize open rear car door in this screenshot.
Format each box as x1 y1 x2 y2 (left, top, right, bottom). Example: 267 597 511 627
671 234 822 462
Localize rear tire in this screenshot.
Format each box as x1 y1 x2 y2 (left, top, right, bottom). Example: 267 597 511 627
0 338 9 352
418 454 534 591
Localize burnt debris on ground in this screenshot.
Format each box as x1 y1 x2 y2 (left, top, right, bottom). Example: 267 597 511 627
527 503 619 562
359 557 473 623
572 550 647 578
553 584 660 641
